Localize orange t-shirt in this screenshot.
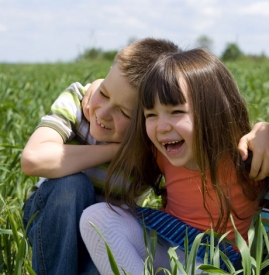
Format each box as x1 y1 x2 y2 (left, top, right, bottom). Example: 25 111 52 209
158 153 258 243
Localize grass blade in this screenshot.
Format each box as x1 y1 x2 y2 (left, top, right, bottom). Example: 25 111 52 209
89 222 121 275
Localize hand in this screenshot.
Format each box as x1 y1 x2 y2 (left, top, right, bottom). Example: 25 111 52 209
238 122 269 180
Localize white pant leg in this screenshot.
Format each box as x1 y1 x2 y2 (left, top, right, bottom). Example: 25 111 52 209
80 202 203 275
80 203 146 275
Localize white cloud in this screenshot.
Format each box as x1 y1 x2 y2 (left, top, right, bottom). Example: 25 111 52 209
241 1 269 16
0 24 7 31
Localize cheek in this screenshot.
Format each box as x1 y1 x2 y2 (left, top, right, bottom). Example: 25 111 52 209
145 122 154 141
177 118 194 135
187 119 195 135
184 122 194 144
115 117 130 135
89 93 101 109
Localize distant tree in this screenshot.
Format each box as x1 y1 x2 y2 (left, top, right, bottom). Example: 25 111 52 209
103 50 118 61
221 43 243 61
196 35 213 51
77 48 103 61
76 48 118 61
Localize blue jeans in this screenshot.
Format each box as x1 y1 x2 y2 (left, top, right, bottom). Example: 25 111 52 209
23 173 100 275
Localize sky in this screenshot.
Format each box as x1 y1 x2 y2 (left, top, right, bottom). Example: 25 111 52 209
0 0 269 63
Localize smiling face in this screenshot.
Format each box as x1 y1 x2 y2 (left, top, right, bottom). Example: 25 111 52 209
144 79 197 170
83 64 137 143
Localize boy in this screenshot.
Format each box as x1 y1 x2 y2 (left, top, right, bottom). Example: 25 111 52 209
21 38 181 275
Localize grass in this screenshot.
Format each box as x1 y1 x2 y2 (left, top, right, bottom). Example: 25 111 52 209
0 60 111 275
0 58 269 274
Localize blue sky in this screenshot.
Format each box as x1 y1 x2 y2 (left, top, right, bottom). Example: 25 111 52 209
1 0 269 63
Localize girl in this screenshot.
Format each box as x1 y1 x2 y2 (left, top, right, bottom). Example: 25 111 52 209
80 48 269 274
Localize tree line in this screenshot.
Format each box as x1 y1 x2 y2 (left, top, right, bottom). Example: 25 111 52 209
77 35 268 62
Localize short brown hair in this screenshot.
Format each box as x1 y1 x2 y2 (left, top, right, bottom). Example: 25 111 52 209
114 38 180 88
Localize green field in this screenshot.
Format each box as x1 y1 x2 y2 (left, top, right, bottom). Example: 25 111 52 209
0 59 269 274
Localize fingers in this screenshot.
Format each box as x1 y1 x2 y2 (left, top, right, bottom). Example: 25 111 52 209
238 122 269 181
238 135 249 161
249 152 263 180
252 152 269 181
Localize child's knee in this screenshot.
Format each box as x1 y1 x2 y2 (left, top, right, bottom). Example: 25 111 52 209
52 173 95 195
41 173 96 207
80 203 110 228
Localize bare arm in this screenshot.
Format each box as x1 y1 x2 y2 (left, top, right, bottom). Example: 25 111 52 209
238 122 269 180
21 127 119 178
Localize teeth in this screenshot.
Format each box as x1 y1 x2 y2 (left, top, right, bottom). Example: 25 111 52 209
96 118 109 129
162 141 179 145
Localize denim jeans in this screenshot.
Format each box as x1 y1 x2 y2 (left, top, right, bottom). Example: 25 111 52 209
23 173 100 275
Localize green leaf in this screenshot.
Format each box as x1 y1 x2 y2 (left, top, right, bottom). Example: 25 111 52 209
253 214 263 274
167 247 187 275
0 228 13 235
218 251 236 274
14 238 26 275
198 264 229 274
25 211 39 236
7 211 20 249
231 215 252 274
248 213 257 248
186 232 204 274
184 228 189 267
25 263 37 275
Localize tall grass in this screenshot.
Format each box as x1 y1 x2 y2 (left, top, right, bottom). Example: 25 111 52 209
0 61 111 274
225 59 269 123
0 59 269 274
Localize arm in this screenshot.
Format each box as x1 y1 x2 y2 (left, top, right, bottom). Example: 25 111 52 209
21 127 119 178
21 79 117 178
238 122 269 180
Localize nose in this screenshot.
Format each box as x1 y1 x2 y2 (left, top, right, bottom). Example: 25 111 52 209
156 117 172 133
97 104 113 121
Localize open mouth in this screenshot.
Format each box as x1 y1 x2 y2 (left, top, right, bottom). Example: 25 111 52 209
162 140 184 152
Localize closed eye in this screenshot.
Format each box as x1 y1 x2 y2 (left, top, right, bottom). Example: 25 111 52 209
100 90 109 99
172 110 185 114
144 112 157 118
121 109 131 119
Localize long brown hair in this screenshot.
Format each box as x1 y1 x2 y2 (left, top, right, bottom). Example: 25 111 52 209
106 48 267 232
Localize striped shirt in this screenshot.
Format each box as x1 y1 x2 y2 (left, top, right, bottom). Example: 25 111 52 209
36 82 111 200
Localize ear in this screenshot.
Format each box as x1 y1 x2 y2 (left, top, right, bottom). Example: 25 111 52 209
82 79 104 109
